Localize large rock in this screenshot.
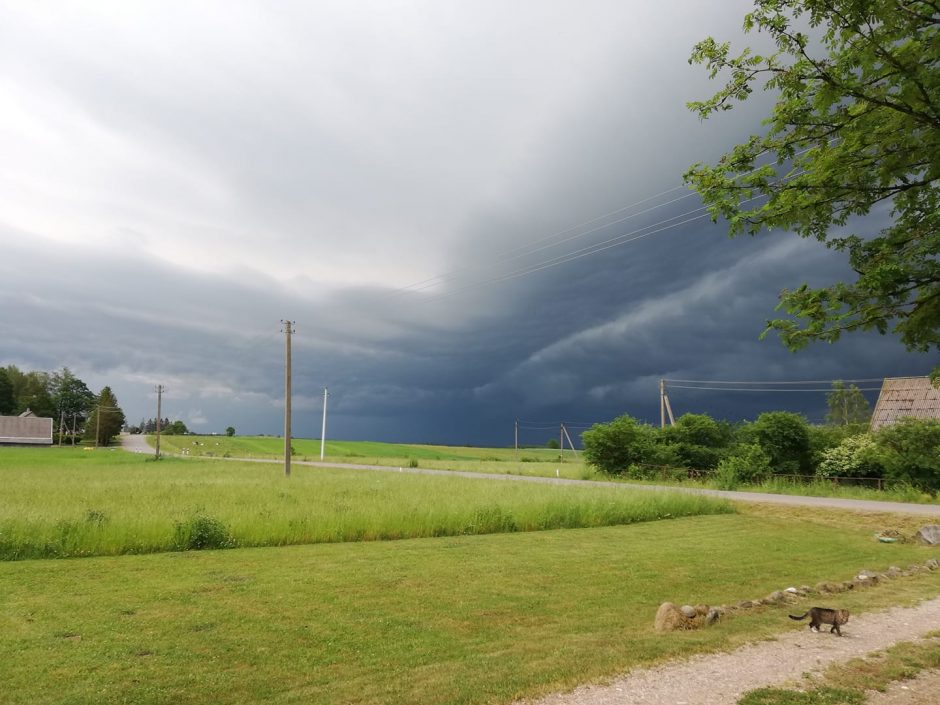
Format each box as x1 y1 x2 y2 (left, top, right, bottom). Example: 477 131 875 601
655 602 692 632
916 525 940 546
680 605 698 618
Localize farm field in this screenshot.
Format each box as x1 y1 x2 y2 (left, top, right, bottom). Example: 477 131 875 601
148 435 940 507
3 511 940 705
0 448 727 559
149 434 596 479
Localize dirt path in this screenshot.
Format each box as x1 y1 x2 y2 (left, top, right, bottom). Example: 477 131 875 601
867 669 940 704
518 597 940 705
119 433 152 453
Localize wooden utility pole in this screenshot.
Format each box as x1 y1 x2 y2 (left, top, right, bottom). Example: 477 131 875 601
282 320 294 478
320 387 328 461
514 419 518 455
155 385 163 459
58 411 64 447
559 423 565 461
94 405 101 449
71 412 76 446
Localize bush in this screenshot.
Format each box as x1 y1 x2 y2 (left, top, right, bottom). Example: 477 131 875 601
162 420 189 435
582 415 660 474
662 414 734 470
816 434 884 480
748 412 812 474
871 418 940 493
807 423 868 467
713 444 772 490
173 514 233 551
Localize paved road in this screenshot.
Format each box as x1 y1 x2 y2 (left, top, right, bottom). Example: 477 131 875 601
118 435 940 517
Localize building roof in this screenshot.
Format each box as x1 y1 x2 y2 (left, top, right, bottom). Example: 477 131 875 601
0 414 54 445
870 376 940 431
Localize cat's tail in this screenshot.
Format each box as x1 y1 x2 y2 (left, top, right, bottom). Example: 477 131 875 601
789 613 809 621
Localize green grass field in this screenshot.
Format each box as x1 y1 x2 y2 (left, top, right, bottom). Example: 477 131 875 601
3 512 939 705
150 434 596 479
153 434 568 462
0 448 728 559
4 445 940 705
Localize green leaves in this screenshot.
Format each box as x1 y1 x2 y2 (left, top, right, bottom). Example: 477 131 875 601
686 1 939 372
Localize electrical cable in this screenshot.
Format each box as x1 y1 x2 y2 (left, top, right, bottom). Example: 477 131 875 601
390 141 829 302
665 377 883 384
666 384 882 392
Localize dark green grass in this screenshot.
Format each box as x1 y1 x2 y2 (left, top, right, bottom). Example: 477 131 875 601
2 513 939 705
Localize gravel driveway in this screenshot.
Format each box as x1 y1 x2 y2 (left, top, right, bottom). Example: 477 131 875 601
519 596 940 705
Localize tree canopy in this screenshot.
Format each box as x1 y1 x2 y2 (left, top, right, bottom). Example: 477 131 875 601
50 367 95 425
2 365 54 418
83 387 126 446
0 368 14 415
825 380 872 425
685 1 939 376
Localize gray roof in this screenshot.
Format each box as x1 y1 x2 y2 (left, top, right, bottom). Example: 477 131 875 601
0 414 54 444
870 377 940 431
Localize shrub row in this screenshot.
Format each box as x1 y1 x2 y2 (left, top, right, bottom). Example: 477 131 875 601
582 413 940 493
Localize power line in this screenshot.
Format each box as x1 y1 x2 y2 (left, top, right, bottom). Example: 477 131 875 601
411 168 814 305
392 142 829 303
666 384 883 392
390 183 693 297
417 210 712 304
665 377 884 385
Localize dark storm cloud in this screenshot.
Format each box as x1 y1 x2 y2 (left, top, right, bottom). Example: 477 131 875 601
1 2 933 445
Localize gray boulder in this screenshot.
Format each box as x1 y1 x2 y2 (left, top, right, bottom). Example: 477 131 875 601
916 525 940 546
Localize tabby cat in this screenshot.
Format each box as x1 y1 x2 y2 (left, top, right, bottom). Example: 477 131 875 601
789 607 850 636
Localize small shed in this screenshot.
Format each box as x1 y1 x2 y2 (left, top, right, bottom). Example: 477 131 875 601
0 410 54 445
870 377 940 432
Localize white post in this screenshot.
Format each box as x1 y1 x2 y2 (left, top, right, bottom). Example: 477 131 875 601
320 387 328 461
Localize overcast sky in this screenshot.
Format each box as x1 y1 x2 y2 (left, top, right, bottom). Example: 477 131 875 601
1 1 933 446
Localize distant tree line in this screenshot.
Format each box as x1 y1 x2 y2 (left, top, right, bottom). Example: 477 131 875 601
0 365 126 446
582 382 940 494
127 418 189 435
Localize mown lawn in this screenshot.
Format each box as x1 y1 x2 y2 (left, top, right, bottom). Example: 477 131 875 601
2 513 939 705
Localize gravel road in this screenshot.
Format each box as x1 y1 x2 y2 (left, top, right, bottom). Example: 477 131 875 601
518 597 940 705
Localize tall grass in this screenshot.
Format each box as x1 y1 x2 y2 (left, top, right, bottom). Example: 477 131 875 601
0 448 731 559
